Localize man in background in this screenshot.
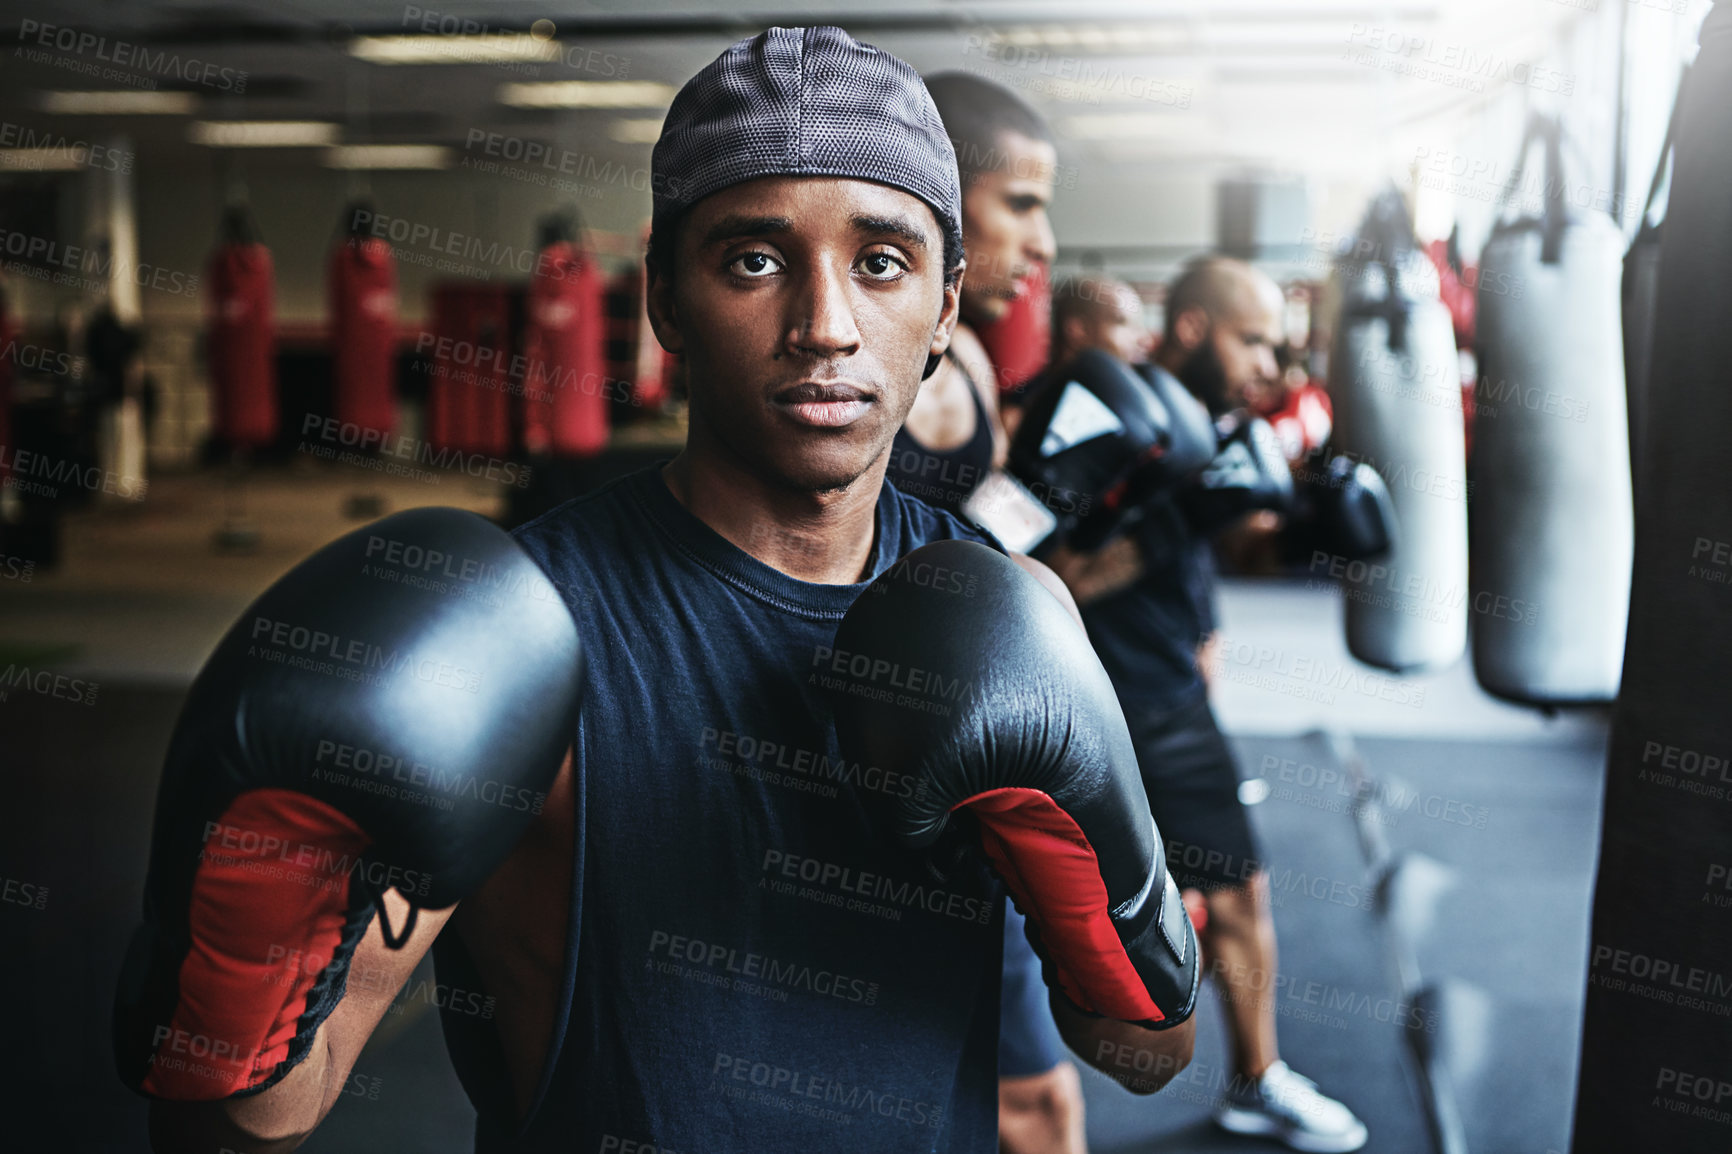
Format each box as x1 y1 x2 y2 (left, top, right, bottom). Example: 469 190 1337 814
1044 260 1369 1154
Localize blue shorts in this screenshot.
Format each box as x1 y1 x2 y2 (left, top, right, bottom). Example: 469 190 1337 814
998 900 1069 1077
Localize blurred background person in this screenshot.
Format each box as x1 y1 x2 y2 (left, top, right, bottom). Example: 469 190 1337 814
1044 260 1368 1153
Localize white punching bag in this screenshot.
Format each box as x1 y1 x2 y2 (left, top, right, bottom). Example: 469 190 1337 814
1328 188 1469 673
1472 115 1633 704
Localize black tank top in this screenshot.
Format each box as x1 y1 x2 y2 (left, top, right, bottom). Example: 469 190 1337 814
433 466 1008 1152
885 353 995 515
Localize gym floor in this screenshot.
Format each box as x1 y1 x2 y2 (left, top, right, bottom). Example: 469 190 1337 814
0 465 1604 1152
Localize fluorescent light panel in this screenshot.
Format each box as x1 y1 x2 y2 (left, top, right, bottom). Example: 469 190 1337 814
1063 113 1198 140
608 117 664 144
324 144 451 170
497 81 675 109
38 90 199 115
190 120 340 147
0 149 88 172
350 34 560 65
997 25 1189 52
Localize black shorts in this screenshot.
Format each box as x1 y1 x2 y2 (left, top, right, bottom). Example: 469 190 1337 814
1124 693 1262 892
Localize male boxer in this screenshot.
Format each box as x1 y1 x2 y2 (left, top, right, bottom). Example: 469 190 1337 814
1045 259 1368 1152
1050 275 1152 370
883 73 1056 519
130 28 1196 1154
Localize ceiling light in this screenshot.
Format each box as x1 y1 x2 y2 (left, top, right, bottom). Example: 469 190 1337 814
38 90 198 115
497 81 676 109
190 121 340 147
608 117 664 144
349 34 561 66
991 25 1189 53
323 144 451 169
1063 114 1197 140
0 149 88 172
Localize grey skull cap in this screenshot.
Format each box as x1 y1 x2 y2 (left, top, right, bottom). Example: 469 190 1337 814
650 25 964 267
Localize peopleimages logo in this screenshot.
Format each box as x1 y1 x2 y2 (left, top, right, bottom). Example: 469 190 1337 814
761 849 993 925
461 130 683 198
299 414 531 488
808 644 975 717
247 614 484 695
710 1052 946 1129
198 818 433 898
15 19 249 92
0 121 132 172
647 930 881 1005
0 225 198 297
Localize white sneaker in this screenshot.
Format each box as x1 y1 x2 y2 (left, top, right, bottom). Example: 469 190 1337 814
1213 1060 1369 1153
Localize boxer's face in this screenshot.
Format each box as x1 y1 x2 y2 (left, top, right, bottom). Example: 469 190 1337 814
959 132 1057 326
1176 289 1283 414
650 176 959 493
1077 285 1151 364
1206 295 1283 411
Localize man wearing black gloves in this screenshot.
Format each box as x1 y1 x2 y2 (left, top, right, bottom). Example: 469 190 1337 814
120 27 1197 1154
1045 259 1369 1152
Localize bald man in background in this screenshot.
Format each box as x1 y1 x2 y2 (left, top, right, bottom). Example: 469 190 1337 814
1045 259 1369 1153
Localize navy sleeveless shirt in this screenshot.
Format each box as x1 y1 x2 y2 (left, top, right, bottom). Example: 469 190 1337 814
434 464 1007 1153
885 352 996 516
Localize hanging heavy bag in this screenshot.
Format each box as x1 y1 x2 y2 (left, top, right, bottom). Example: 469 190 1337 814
1623 66 1687 499
523 240 607 458
1471 114 1633 705
1326 186 1469 673
329 217 400 443
206 218 278 452
1574 7 1732 1151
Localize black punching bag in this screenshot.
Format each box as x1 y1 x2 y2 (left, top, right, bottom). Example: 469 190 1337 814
1623 67 1687 500
1574 6 1732 1152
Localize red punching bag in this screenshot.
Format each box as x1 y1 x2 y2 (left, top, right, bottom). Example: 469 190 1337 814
975 263 1051 393
206 238 277 449
329 234 398 439
1425 235 1480 458
1424 237 1477 348
605 265 667 413
523 242 607 456
426 284 511 457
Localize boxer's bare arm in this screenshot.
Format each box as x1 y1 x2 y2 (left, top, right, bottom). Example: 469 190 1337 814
148 749 576 1153
949 325 1008 469
1043 536 1147 606
1011 553 1083 628
1052 992 1195 1095
148 894 454 1154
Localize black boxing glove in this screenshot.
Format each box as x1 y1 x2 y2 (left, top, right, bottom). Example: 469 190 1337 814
1293 455 1398 562
1129 362 1218 494
1178 413 1294 537
823 540 1199 1029
1009 350 1216 555
113 508 581 1100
